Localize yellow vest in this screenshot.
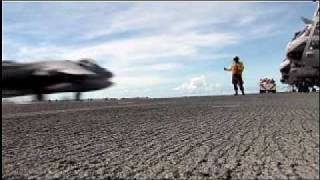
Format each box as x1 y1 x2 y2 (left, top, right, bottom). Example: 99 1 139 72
231 62 244 74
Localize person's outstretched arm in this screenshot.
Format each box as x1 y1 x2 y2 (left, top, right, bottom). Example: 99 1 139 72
224 66 232 71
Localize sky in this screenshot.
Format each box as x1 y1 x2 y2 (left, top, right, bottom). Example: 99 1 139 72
2 1 317 100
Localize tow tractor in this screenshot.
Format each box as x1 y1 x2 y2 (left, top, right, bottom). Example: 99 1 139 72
260 78 276 93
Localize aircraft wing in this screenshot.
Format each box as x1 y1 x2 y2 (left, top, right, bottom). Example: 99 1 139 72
32 61 95 76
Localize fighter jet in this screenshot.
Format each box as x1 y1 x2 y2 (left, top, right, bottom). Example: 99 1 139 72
2 59 113 101
280 1 319 92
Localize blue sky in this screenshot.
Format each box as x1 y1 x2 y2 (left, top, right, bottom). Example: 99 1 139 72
2 1 317 100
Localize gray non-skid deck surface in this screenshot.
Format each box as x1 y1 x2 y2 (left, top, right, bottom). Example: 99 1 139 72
2 93 319 179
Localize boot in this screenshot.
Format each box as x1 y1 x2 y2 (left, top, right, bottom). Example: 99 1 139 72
241 90 245 95
234 90 238 96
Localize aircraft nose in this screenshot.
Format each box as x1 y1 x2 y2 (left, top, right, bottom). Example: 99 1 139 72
104 70 113 78
95 66 113 78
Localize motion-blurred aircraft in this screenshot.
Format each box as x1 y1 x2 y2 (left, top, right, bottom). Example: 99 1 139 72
280 2 319 92
2 59 113 101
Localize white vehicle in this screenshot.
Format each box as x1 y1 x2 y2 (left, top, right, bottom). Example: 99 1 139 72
260 78 276 93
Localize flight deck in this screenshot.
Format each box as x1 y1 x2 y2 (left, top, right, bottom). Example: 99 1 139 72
2 93 319 179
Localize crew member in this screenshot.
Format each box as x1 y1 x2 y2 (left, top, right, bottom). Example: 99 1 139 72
224 56 245 96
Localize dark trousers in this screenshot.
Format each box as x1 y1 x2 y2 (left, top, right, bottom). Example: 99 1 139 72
233 83 244 91
232 74 244 91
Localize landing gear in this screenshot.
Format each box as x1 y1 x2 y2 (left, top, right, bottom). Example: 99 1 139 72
304 86 310 93
75 92 81 101
35 94 45 101
297 82 310 93
292 86 296 92
297 86 309 92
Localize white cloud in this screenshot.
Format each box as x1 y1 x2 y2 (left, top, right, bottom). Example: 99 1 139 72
81 2 281 40
116 63 182 74
3 2 283 65
64 32 239 64
4 30 238 70
17 45 71 62
174 75 224 95
114 75 166 87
